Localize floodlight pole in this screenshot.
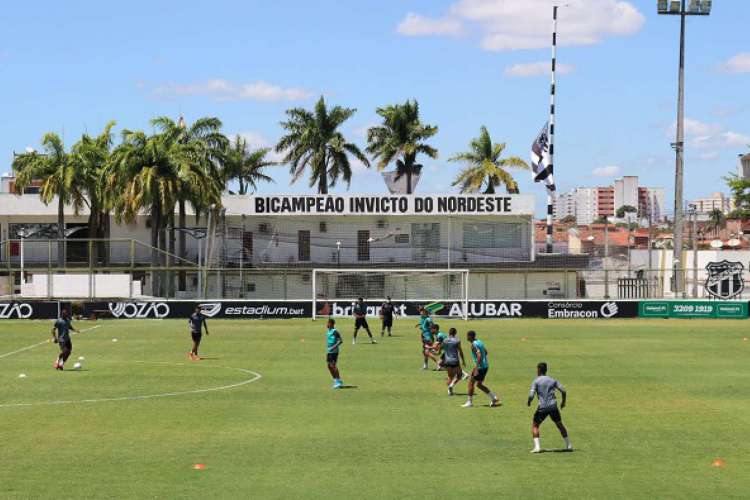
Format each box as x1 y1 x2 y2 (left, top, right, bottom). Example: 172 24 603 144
659 0 712 297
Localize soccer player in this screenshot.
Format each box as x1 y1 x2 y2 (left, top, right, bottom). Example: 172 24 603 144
416 308 437 370
52 308 77 370
188 305 209 360
528 362 572 453
326 318 344 389
438 328 466 395
379 296 395 337
430 323 448 371
462 330 501 408
352 297 376 344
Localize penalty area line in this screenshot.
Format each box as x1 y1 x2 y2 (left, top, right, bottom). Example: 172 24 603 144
0 325 102 360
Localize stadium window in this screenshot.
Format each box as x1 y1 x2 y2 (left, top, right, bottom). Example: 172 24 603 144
357 230 370 261
463 222 522 249
298 230 311 261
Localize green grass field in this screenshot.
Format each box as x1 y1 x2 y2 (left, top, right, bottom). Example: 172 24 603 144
1 318 749 499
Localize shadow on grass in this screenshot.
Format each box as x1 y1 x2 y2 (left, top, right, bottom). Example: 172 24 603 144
336 385 358 390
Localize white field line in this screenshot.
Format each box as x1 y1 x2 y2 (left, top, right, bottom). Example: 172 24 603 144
0 363 262 408
1 325 262 408
0 325 102 360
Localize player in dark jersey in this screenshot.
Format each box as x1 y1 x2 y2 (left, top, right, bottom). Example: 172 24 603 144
188 306 209 360
528 362 572 453
52 308 77 370
352 297 376 344
326 318 344 389
436 327 466 395
379 296 395 337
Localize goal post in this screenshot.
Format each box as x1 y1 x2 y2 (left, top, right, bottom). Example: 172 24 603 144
312 268 469 320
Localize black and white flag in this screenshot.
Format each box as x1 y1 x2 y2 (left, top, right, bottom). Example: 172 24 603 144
531 122 555 193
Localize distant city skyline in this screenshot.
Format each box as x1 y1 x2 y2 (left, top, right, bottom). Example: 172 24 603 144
0 0 748 217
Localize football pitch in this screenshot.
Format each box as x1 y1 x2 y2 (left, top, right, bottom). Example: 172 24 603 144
1 318 748 499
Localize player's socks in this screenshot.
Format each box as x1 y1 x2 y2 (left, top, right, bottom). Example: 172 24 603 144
352 338 356 345
531 437 541 453
422 362 428 370
563 437 572 450
462 396 473 407
448 385 454 396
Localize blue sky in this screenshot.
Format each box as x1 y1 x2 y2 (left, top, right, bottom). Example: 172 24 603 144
1 0 748 216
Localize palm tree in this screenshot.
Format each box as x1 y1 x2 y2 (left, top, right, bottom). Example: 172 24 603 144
224 135 275 194
150 116 228 292
367 100 438 194
71 121 117 265
449 126 528 194
12 133 85 267
276 96 370 194
708 208 726 238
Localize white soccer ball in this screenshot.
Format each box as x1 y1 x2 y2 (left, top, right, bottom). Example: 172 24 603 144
18 373 27 379
73 362 82 370
112 338 118 343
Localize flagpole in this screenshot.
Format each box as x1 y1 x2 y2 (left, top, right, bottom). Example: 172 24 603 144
546 5 558 254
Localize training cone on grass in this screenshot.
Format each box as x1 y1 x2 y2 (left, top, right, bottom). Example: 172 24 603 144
743 337 748 342
712 458 725 468
193 463 206 470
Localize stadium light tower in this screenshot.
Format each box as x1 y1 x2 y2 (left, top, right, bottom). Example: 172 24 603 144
658 0 712 297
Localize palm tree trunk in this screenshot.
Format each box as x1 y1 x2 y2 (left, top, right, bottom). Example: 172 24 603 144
57 197 65 267
168 213 175 298
238 178 245 195
406 171 412 195
178 199 187 291
318 172 328 194
484 181 496 194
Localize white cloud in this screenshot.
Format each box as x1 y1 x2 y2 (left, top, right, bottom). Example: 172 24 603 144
671 118 750 150
698 152 720 161
592 165 621 177
504 61 574 78
397 0 645 51
717 53 750 74
396 13 464 37
152 79 312 102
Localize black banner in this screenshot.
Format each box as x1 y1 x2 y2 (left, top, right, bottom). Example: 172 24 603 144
0 301 65 320
82 301 311 319
316 300 639 319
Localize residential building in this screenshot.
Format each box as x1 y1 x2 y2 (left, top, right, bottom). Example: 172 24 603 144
554 177 664 223
739 153 750 180
689 192 735 215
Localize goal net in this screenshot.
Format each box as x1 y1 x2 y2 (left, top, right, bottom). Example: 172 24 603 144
312 268 469 320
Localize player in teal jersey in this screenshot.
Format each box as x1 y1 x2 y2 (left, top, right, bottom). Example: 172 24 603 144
462 330 501 408
430 323 448 371
325 318 344 389
416 308 438 370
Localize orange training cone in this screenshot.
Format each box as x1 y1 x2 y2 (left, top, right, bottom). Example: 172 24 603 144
711 458 725 468
193 463 206 470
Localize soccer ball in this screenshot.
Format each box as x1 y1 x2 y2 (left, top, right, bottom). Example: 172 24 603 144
73 362 82 370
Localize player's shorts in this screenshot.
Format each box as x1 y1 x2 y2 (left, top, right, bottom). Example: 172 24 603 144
326 352 339 365
443 360 460 368
382 317 393 328
533 406 562 425
191 330 202 343
472 367 488 382
354 317 369 329
58 337 72 351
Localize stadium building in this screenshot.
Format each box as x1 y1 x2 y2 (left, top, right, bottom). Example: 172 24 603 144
0 189 589 302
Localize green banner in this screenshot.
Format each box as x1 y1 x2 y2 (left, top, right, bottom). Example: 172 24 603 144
639 301 748 319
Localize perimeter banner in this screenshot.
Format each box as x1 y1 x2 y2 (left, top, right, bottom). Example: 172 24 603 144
0 301 64 320
639 301 748 319
83 301 312 319
316 300 639 319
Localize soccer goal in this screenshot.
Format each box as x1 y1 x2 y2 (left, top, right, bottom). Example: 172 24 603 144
312 268 469 320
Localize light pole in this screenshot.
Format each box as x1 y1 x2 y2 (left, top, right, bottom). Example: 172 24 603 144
658 0 712 297
603 218 610 299
16 227 40 286
336 241 341 267
688 204 698 298
171 227 207 299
